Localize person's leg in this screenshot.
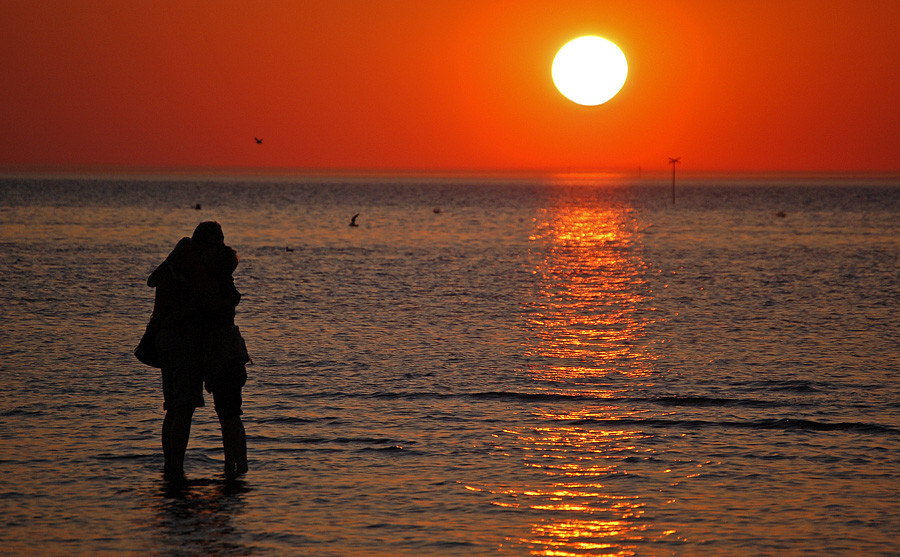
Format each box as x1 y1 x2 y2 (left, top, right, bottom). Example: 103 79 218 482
158 328 204 476
219 414 248 476
162 405 195 475
212 366 247 476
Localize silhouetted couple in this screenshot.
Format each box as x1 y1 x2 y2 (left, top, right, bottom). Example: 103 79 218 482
143 221 250 478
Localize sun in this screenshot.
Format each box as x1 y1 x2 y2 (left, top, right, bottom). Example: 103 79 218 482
552 36 628 106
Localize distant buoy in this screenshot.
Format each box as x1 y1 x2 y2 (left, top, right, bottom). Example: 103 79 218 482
433 207 441 214
194 203 202 210
776 211 786 218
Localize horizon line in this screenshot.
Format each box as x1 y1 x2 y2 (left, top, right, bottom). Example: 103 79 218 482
2 165 900 182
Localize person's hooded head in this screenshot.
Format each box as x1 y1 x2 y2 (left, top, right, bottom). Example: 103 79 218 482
192 221 225 251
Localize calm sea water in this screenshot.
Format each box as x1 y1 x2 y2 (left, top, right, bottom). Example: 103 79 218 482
1 175 899 556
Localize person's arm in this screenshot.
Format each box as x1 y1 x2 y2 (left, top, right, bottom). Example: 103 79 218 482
147 238 191 287
147 238 201 329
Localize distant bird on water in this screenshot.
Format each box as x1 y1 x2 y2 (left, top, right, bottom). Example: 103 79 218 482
254 137 263 144
349 213 360 227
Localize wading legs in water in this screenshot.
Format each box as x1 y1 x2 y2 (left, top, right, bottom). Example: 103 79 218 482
220 415 248 476
162 406 195 476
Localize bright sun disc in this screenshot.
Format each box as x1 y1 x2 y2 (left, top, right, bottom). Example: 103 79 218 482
552 36 628 106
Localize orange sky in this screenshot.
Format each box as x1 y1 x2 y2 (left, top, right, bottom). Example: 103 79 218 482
2 0 899 174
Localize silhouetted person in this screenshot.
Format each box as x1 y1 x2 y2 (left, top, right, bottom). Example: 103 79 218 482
196 230 250 477
146 221 249 477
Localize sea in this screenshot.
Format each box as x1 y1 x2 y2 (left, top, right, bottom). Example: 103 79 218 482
1 174 899 556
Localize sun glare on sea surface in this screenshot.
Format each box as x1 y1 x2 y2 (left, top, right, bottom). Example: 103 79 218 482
552 36 628 106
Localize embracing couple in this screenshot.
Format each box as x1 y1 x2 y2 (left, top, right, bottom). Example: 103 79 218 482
137 221 250 478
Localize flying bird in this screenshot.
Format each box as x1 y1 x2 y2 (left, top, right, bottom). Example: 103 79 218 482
254 137 263 144
349 213 359 227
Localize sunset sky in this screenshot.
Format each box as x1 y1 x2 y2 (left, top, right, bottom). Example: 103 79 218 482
2 0 899 175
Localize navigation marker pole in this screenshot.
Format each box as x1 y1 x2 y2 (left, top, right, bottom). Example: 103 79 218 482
668 157 681 205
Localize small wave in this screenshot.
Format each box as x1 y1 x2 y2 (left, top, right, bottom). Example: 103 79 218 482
747 418 899 434
94 452 154 461
270 435 408 448
470 391 594 403
356 445 406 453
254 415 316 424
0 408 43 417
362 390 591 403
332 436 398 445
468 391 790 410
745 379 822 393
645 395 786 409
309 390 795 409
565 416 899 435
365 390 454 400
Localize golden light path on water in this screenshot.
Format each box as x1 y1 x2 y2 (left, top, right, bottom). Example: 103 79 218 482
525 204 655 384
468 200 685 556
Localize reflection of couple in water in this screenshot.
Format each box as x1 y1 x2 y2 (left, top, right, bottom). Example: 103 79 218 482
142 221 250 478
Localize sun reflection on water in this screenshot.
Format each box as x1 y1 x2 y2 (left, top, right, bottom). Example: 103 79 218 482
485 417 665 556
485 200 681 555
525 204 657 387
